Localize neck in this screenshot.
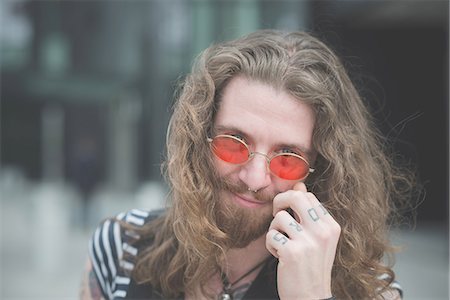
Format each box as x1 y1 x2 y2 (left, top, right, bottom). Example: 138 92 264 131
185 234 271 300
223 234 271 282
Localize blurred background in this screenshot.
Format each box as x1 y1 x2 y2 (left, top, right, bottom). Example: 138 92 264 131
0 0 448 299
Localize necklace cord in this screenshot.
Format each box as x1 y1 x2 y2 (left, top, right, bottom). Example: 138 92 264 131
220 257 269 294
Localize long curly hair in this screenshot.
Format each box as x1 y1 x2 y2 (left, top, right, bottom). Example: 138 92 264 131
131 30 415 299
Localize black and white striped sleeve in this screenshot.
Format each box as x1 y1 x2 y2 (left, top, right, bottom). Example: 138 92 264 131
88 209 151 300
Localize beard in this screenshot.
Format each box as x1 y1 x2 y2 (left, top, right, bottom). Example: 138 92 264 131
215 178 275 249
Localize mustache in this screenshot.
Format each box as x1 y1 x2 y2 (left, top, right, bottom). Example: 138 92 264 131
220 178 275 203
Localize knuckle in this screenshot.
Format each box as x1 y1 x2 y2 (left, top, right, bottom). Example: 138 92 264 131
315 230 329 243
268 220 275 231
287 189 299 196
300 241 318 256
273 209 288 220
272 211 282 220
283 190 301 200
266 230 277 244
277 209 291 218
315 224 341 244
306 192 316 199
265 231 272 244
272 193 282 204
331 221 342 235
282 243 302 260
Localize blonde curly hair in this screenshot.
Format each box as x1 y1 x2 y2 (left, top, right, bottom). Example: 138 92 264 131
132 30 415 299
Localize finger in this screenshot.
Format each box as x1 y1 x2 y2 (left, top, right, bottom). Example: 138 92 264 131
272 190 305 217
269 210 303 238
291 182 307 222
273 191 326 225
273 190 312 221
265 229 286 258
292 184 329 219
304 193 333 220
317 203 330 217
293 181 307 192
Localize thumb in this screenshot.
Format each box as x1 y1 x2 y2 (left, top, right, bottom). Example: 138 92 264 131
293 181 307 192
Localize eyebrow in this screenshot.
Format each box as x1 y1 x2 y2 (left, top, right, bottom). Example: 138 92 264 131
214 125 247 138
213 124 315 160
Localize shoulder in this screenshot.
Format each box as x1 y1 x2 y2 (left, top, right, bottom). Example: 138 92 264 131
88 209 164 300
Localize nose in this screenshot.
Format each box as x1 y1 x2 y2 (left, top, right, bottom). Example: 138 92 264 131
238 152 271 192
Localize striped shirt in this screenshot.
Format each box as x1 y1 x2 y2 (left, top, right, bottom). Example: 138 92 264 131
89 209 155 300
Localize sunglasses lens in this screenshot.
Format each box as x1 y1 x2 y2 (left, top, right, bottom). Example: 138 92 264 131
269 154 309 180
211 136 249 164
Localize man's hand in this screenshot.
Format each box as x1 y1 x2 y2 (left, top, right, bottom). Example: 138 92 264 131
265 182 341 300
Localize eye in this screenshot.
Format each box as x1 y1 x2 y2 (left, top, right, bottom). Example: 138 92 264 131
229 133 246 142
278 148 300 155
226 132 247 144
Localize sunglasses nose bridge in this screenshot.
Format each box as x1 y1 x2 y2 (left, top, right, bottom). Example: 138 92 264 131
249 151 271 164
245 151 272 181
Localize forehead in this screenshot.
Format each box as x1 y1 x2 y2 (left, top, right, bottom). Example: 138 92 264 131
214 76 316 154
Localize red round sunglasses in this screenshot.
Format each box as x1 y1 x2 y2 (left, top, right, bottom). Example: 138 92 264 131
207 134 314 181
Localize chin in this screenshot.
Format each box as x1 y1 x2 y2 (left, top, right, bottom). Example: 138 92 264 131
216 191 273 249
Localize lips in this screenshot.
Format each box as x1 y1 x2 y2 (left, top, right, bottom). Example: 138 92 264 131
231 192 268 208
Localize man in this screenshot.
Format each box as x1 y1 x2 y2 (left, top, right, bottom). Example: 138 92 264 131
81 30 412 299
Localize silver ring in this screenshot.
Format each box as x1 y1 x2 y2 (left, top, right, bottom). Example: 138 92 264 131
247 188 259 193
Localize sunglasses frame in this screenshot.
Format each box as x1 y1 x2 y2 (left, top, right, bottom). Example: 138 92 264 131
207 134 315 181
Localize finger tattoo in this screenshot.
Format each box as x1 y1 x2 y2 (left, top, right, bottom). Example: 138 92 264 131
318 204 328 215
273 232 288 245
307 208 320 221
288 221 303 232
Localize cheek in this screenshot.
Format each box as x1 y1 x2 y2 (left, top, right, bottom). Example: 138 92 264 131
214 158 240 178
273 180 297 193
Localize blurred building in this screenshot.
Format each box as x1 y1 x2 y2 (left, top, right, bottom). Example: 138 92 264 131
1 0 447 222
